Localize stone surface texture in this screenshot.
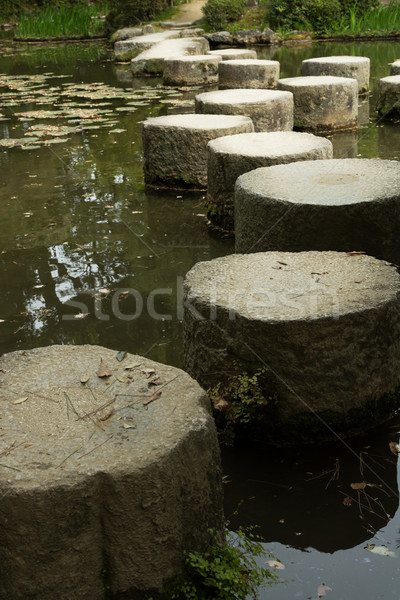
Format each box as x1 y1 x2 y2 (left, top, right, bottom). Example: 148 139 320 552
219 59 280 90
377 75 400 117
163 54 221 86
110 27 143 43
204 31 233 46
183 251 400 430
278 75 358 131
114 30 180 61
207 131 333 229
390 60 400 76
232 27 279 45
0 345 223 600
195 88 294 132
234 158 400 264
301 55 370 92
143 113 254 189
131 37 209 76
207 48 257 60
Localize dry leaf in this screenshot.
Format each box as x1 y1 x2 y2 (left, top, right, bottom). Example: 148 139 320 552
343 496 354 506
122 423 135 429
148 376 162 387
116 375 129 384
74 312 87 319
98 288 110 295
350 482 366 490
366 545 396 558
12 396 28 405
80 374 89 384
389 441 400 455
99 408 114 422
143 390 162 406
116 350 126 362
318 584 333 597
124 363 141 370
266 560 285 570
214 398 230 412
142 368 156 378
97 358 112 378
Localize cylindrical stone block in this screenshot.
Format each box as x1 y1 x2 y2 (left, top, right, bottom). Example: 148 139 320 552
142 113 254 189
163 54 221 86
377 75 400 118
301 56 370 93
207 48 257 61
195 88 294 133
219 59 280 89
207 131 333 229
184 251 400 442
390 60 400 76
234 158 400 264
277 76 358 131
0 345 224 600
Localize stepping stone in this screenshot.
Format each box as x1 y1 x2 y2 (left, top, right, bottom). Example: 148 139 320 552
207 48 257 60
390 59 400 76
207 131 333 230
183 251 400 442
142 113 254 189
234 158 400 264
0 345 223 600
219 59 280 90
163 54 221 86
277 76 358 131
114 30 181 61
195 88 294 133
131 37 209 76
377 75 400 117
302 55 370 93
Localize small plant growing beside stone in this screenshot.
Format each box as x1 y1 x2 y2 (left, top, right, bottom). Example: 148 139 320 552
208 367 274 443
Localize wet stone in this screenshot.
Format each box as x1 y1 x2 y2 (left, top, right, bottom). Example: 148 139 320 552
234 158 400 265
0 344 223 600
195 88 294 133
377 75 400 118
219 59 280 90
207 131 333 229
142 113 254 189
278 75 358 131
163 54 221 86
302 55 370 93
183 251 400 440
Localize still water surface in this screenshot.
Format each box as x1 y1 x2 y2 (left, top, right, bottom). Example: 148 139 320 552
0 36 400 599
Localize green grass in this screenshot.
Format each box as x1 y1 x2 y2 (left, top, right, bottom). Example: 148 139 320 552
15 3 108 39
329 1 400 35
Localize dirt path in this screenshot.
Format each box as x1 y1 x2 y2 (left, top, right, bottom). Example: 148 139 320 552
173 0 207 24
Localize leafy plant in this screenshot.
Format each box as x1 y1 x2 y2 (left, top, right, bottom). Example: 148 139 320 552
108 0 182 29
15 3 108 38
202 0 246 31
328 1 400 35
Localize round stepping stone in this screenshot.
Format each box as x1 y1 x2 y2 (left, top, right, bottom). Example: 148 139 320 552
207 131 333 229
390 59 400 76
195 88 294 133
277 76 358 131
142 113 254 189
207 48 257 61
0 345 223 600
219 59 280 90
234 158 400 264
184 251 400 442
377 75 400 117
302 55 370 93
163 54 221 86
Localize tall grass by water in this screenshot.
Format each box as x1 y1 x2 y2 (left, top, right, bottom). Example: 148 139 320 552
330 1 400 35
15 4 108 39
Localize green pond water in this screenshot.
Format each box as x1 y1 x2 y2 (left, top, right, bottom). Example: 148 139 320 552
0 35 400 599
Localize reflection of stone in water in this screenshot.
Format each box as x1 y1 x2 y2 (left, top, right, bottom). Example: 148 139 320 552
358 98 370 125
378 122 400 160
221 424 399 553
330 130 358 158
113 64 133 82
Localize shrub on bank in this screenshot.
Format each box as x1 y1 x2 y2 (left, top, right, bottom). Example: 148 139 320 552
202 0 246 31
107 0 179 29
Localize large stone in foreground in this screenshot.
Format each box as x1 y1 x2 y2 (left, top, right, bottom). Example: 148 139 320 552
234 159 400 263
301 55 370 93
143 113 254 189
278 75 358 131
218 59 280 90
131 37 209 76
377 75 400 117
207 131 333 229
184 252 400 441
195 88 294 132
0 345 223 600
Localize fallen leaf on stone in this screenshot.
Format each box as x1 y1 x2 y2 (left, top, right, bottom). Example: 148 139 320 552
346 251 365 256
122 422 135 429
116 375 129 384
213 398 230 412
12 396 28 404
143 390 162 406
142 368 155 379
317 584 333 597
116 350 127 362
343 496 354 506
148 376 162 387
124 363 141 370
97 359 112 378
266 560 285 570
389 441 400 455
99 408 114 421
351 482 366 490
80 374 89 384
366 545 396 558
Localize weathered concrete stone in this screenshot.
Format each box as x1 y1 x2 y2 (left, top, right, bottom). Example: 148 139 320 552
278 75 358 131
114 30 181 61
207 131 333 229
142 24 155 35
219 59 280 90
183 251 400 441
390 59 400 76
142 113 254 189
204 31 233 46
207 48 258 61
235 158 400 264
131 37 210 76
195 88 294 132
377 75 400 117
260 27 279 44
0 344 223 600
302 55 370 93
232 29 262 45
179 28 206 37
110 27 143 44
163 54 221 86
